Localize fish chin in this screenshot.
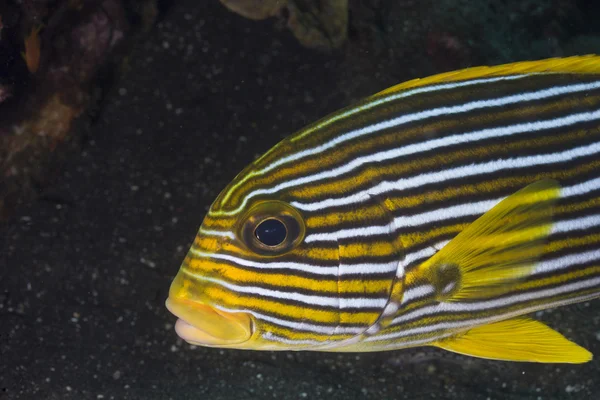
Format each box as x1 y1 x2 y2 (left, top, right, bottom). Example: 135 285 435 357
174 318 236 346
165 298 253 346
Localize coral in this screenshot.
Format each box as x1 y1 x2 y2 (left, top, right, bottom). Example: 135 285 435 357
0 0 158 220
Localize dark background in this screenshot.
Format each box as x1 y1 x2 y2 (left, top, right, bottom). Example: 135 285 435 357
2 1 600 399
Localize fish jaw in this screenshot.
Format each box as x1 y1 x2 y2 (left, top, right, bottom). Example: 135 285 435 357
165 297 253 346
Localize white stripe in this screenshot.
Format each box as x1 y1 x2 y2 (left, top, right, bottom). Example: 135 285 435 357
382 302 399 317
340 297 386 309
304 199 500 242
533 248 600 275
552 213 600 235
255 76 552 175
241 103 600 212
182 269 387 308
398 244 444 271
386 178 600 233
198 228 235 240
190 248 339 275
372 291 599 348
302 177 600 278
295 138 600 212
191 248 398 277
339 261 398 275
199 233 600 347
262 332 325 347
374 332 457 349
401 284 436 304
359 213 600 300
396 199 501 229
291 75 528 143
390 258 600 328
221 76 527 211
217 78 598 215
560 175 600 197
213 305 364 335
391 192 600 272
365 277 600 341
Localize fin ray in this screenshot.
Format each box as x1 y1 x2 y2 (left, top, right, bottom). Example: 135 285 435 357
414 180 561 301
433 318 592 363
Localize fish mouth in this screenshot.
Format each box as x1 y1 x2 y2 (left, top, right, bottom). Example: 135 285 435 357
165 297 253 346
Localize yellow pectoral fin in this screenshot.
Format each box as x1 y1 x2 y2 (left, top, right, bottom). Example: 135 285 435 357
433 318 593 364
415 179 561 301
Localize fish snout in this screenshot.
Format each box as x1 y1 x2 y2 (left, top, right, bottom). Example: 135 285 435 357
165 297 253 346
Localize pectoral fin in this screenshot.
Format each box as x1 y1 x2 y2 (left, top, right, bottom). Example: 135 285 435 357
433 318 592 363
415 180 560 301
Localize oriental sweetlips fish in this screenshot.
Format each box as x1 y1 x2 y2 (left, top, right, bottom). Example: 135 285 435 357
166 56 600 363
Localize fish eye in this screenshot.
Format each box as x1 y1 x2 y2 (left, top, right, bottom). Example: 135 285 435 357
240 202 305 256
254 218 287 247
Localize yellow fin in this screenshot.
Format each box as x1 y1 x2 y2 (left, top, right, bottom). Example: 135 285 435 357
433 318 592 363
375 55 600 96
416 180 560 301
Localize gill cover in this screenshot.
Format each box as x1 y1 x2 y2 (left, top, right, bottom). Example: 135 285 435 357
333 193 404 343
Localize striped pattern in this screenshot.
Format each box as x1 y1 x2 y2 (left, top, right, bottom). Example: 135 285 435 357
170 56 600 351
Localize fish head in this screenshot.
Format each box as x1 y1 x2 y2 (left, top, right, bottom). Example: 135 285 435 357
166 139 402 350
166 197 312 350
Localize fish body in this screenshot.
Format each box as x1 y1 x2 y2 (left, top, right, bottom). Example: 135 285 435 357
167 56 600 363
22 25 42 74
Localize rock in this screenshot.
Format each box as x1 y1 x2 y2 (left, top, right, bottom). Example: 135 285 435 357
219 0 285 20
219 0 348 50
287 0 348 50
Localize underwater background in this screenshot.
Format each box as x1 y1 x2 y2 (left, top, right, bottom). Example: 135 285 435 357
1 0 600 399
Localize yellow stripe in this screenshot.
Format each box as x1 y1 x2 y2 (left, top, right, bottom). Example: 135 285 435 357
201 215 237 230
397 195 600 255
290 124 597 200
185 259 390 294
307 159 600 231
203 286 379 324
231 119 463 202
375 55 600 96
231 94 600 206
258 322 354 341
391 281 600 333
518 266 600 290
385 158 600 213
306 204 387 229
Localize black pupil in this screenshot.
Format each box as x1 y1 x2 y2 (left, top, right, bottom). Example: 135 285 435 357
254 219 287 246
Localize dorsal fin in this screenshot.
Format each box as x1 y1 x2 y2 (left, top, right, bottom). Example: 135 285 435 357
375 55 600 96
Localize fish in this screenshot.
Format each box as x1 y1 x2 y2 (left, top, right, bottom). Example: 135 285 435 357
166 55 600 363
22 25 42 74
